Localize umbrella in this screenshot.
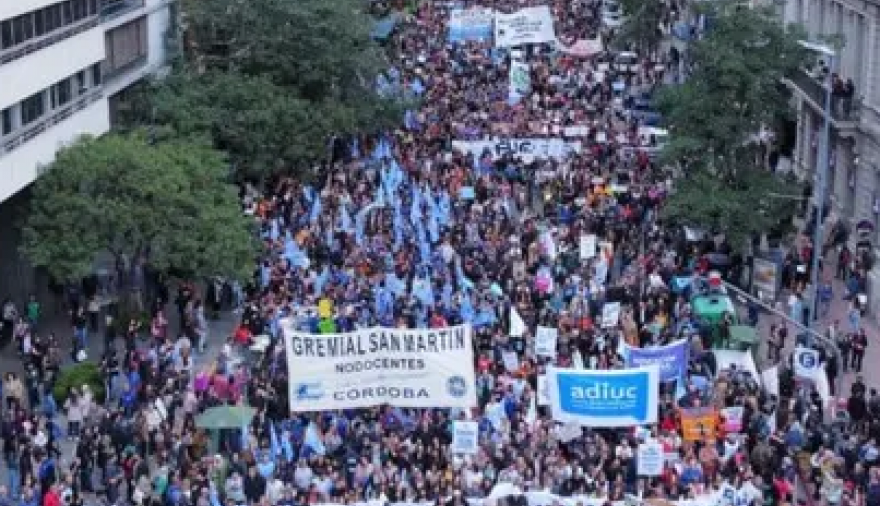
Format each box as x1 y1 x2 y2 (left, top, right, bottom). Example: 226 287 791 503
196 405 256 429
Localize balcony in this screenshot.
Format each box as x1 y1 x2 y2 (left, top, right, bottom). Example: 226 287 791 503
787 69 860 127
101 0 146 21
0 16 101 67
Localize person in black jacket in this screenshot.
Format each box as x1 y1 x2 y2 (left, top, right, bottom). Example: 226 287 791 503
243 466 266 504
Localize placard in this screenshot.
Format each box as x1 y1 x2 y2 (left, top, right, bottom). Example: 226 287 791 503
601 302 621 328
502 350 520 372
535 326 558 358
537 374 549 405
579 234 597 259
448 7 494 42
680 407 718 442
547 366 660 427
451 420 479 454
637 442 664 476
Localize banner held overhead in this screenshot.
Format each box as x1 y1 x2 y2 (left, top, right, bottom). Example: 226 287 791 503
284 322 477 411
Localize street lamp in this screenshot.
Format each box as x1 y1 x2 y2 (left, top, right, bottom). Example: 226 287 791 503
797 39 834 329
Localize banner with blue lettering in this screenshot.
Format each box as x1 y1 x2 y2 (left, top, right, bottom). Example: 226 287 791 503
624 339 689 383
284 322 477 411
547 366 660 427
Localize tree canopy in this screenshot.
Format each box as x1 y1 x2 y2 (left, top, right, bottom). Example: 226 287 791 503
150 0 404 179
655 0 808 246
21 134 257 283
613 0 665 55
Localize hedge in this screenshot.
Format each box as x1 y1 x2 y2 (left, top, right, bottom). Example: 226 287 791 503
52 362 106 404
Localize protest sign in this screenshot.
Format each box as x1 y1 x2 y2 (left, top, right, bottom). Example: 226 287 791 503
579 234 597 259
537 374 549 405
494 6 557 47
535 326 558 357
547 366 660 427
601 302 621 328
448 7 494 42
508 60 531 104
637 442 664 476
451 420 479 454
452 138 581 162
751 257 779 300
558 37 603 57
284 323 476 410
721 406 744 432
680 407 718 442
793 347 822 379
502 350 520 372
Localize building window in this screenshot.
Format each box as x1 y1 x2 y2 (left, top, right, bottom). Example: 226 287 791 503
20 92 45 126
34 10 46 37
50 78 72 109
105 17 148 73
1 108 12 136
92 63 102 86
0 20 12 50
75 70 87 95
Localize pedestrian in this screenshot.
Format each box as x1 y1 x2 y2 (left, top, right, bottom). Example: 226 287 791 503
851 328 867 373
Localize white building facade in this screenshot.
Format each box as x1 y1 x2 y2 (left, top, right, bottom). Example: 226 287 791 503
782 0 880 313
0 0 177 204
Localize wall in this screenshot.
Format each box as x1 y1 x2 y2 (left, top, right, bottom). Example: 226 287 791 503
0 26 105 108
0 0 59 21
147 4 170 67
0 97 110 202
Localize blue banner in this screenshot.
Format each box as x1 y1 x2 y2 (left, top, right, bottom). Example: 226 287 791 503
625 339 689 383
547 366 659 427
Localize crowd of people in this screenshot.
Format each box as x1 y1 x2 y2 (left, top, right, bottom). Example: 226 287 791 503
0 1 878 506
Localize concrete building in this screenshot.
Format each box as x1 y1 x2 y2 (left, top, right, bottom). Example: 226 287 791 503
0 0 178 299
782 0 880 313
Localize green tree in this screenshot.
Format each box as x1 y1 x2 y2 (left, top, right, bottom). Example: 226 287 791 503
655 0 808 172
21 134 257 283
655 0 809 246
152 0 404 178
613 0 665 55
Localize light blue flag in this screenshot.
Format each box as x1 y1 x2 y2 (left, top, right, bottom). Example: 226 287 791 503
281 433 294 462
284 237 310 269
355 203 378 247
411 185 423 224
241 424 249 450
459 293 475 323
209 488 223 506
438 190 452 226
385 272 406 297
416 222 431 265
302 422 326 456
413 276 434 308
303 185 315 205
260 265 271 288
474 305 497 327
442 281 453 307
270 422 281 457
309 192 322 224
315 266 330 295
675 376 688 401
393 202 404 252
340 204 353 233
269 219 280 241
454 255 474 291
351 138 361 159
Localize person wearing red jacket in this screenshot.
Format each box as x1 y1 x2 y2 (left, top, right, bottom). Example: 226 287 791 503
42 485 61 506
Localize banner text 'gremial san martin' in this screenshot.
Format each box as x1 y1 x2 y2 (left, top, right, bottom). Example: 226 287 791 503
284 322 477 412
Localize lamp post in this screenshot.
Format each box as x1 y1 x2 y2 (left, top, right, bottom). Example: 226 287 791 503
798 40 835 329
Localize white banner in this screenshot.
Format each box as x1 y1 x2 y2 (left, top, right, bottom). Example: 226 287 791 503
535 326 558 357
452 138 582 162
284 323 477 411
494 6 557 48
452 420 480 454
637 442 664 476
